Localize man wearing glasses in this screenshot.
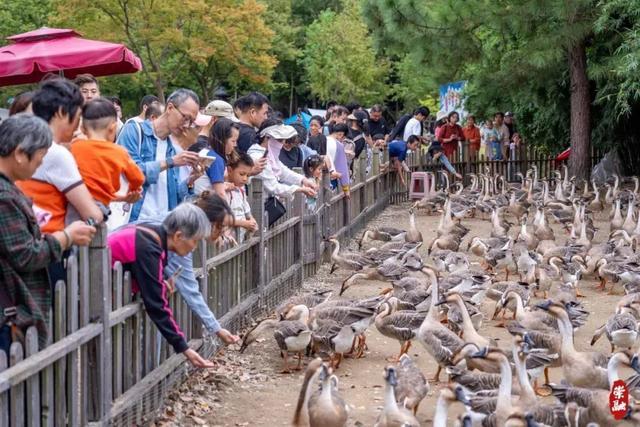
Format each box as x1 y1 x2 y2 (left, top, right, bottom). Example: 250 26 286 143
117 88 201 222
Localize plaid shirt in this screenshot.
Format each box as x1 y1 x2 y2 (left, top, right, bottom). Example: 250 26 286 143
0 173 62 348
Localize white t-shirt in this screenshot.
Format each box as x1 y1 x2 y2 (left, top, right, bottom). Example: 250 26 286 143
138 134 169 220
227 187 251 242
31 142 83 192
403 117 422 141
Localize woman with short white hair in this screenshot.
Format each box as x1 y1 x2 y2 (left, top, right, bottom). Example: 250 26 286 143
108 202 214 368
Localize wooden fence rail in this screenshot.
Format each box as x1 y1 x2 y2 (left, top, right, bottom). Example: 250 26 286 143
0 143 600 426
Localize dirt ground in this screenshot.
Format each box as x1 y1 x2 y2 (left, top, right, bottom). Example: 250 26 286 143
154 202 627 427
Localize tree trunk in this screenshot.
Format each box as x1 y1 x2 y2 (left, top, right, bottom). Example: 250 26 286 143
154 77 166 104
567 39 590 180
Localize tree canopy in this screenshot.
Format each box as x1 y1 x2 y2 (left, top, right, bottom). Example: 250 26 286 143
362 0 640 176
303 0 389 105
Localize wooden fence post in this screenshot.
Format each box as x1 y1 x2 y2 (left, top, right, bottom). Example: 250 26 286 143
250 179 267 291
87 224 112 424
292 191 305 278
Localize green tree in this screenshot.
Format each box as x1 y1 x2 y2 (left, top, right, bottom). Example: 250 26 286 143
52 0 276 102
303 0 389 105
0 0 52 43
362 0 596 178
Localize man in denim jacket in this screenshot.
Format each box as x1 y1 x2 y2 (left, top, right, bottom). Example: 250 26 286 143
117 89 201 222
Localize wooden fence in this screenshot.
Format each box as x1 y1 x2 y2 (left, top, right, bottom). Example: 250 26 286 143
0 142 600 427
404 141 604 185
0 149 398 427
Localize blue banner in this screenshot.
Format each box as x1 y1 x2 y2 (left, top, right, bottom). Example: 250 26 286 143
439 81 467 119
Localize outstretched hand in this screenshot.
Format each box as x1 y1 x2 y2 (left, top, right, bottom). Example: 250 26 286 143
183 348 215 368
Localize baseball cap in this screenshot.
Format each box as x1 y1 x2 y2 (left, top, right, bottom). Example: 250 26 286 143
203 100 239 122
505 111 513 117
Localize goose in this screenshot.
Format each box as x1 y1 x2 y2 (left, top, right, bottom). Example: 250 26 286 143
358 227 406 248
533 207 555 241
516 217 538 250
437 292 494 348
394 354 429 416
240 304 312 373
534 256 563 298
535 301 609 389
374 366 420 427
405 208 423 243
507 191 528 220
547 353 640 426
374 297 426 361
309 303 377 358
485 238 515 279
494 291 558 332
340 263 408 296
292 358 324 427
466 347 516 426
430 249 470 274
487 281 531 319
588 180 604 214
310 319 357 369
326 237 376 274
428 233 461 254
490 207 510 238
610 198 624 232
516 250 538 284
623 197 637 235
307 363 348 427
467 236 509 257
416 266 464 382
276 291 332 318
590 312 639 351
433 384 468 427
363 242 422 274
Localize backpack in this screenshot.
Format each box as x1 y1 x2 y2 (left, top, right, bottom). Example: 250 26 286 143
388 113 412 141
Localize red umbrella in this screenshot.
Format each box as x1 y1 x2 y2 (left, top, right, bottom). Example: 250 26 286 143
0 27 142 87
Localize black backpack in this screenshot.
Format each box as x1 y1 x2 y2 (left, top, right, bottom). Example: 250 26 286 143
388 113 412 141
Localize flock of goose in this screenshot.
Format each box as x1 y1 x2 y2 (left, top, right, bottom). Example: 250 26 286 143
240 165 640 426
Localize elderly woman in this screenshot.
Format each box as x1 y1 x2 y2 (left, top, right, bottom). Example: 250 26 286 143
247 119 317 199
160 192 240 347
0 114 96 354
108 202 214 368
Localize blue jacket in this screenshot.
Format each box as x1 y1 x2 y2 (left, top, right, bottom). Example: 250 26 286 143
117 120 189 221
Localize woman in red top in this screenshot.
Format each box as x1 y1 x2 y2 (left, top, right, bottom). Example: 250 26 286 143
439 111 464 158
462 115 481 158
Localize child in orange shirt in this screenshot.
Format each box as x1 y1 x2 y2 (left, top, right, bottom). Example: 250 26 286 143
70 98 144 217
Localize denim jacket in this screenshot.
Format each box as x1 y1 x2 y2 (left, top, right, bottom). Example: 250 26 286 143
117 119 189 222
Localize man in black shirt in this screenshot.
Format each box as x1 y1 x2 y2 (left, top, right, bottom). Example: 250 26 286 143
234 92 269 153
367 104 389 141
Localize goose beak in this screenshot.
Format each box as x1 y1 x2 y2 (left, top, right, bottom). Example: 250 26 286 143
535 300 553 311
454 386 470 405
470 347 489 359
385 366 398 387
435 298 448 306
523 333 536 348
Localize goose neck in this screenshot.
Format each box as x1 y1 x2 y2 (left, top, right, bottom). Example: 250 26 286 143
433 394 450 427
607 354 624 386
496 354 513 415
513 346 536 406
557 311 576 358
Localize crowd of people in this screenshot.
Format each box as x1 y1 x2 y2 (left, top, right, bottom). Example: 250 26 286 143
0 72 520 367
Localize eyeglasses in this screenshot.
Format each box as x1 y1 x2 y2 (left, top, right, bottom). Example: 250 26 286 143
171 103 197 128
